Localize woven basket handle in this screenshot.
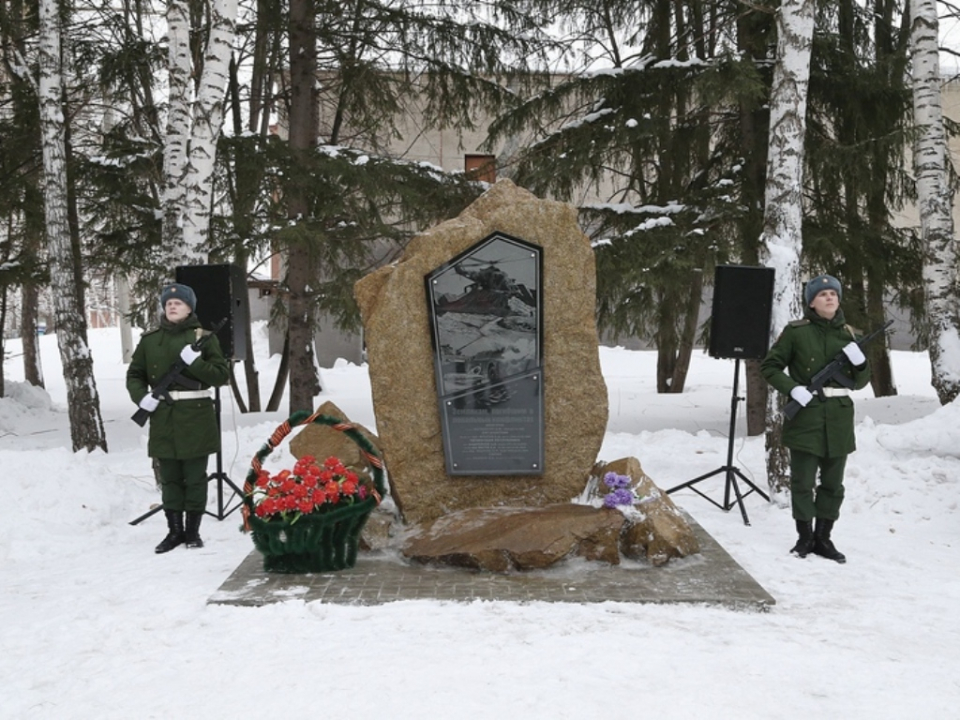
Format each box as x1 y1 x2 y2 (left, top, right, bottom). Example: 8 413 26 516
241 409 385 531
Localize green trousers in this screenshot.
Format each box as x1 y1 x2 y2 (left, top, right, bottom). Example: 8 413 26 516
789 449 847 522
157 456 210 513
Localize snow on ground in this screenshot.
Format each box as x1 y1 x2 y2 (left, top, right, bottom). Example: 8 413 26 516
1 325 958 719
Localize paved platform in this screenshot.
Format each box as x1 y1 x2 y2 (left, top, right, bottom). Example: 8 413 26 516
209 513 775 610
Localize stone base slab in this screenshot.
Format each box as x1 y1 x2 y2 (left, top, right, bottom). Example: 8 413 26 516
209 512 775 611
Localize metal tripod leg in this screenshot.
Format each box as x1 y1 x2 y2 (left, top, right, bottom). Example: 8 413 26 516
665 358 770 526
204 385 242 520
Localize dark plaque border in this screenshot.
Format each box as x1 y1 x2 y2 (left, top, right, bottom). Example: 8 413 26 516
425 232 544 475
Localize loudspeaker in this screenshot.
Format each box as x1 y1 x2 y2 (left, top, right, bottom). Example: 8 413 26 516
175 264 249 361
708 265 775 360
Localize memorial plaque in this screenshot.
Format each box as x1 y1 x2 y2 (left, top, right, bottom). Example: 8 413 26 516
426 232 544 475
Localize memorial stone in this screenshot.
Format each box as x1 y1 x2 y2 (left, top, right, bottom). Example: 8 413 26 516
354 179 608 526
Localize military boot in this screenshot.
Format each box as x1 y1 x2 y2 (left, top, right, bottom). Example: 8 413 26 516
813 518 846 563
155 510 185 553
790 519 815 558
184 511 204 549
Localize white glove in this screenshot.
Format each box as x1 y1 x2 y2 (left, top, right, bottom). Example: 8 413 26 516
138 394 160 412
842 342 866 366
180 345 202 365
790 386 814 407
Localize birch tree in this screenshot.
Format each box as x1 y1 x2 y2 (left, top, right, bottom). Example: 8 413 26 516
37 0 107 452
910 0 960 405
759 0 816 493
162 0 238 263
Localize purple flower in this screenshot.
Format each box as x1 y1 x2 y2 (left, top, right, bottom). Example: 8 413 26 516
603 472 630 489
603 487 637 508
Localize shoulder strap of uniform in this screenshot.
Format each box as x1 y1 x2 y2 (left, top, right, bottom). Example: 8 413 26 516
788 319 810 328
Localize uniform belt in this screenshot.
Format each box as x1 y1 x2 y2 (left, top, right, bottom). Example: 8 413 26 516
167 389 212 401
821 387 850 398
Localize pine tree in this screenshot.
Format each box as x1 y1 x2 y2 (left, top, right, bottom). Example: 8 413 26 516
0 0 48 390
489 0 753 393
248 0 555 413
803 0 918 398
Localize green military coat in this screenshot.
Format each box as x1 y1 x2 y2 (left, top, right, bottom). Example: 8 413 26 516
126 315 229 459
760 308 870 458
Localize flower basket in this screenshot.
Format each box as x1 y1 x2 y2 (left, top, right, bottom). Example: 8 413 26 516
241 409 386 573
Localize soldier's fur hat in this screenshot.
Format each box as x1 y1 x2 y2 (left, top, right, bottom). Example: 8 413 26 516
160 283 197 312
804 274 842 306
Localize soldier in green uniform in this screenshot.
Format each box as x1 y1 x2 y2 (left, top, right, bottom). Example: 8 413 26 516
126 283 229 554
760 274 870 563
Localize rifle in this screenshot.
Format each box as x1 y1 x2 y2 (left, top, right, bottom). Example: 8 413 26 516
131 318 228 426
782 319 893 421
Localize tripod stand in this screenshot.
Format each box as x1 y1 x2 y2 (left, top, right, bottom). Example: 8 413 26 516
128 386 243 525
665 358 770 525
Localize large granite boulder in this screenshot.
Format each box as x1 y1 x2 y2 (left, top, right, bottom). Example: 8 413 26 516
354 179 608 526
401 504 624 571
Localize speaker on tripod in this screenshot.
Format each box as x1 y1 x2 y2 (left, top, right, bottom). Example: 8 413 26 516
666 265 774 524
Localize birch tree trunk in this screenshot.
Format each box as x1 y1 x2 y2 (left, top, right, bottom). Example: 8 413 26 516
910 0 960 405
162 0 238 264
162 0 192 259
181 0 238 256
37 0 107 452
759 0 816 494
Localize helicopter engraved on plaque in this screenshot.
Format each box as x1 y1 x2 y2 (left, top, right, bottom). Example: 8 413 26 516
425 232 544 475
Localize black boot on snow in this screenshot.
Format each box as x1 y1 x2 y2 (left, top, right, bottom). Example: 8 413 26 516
155 510 185 554
184 511 204 549
813 518 846 563
790 520 815 558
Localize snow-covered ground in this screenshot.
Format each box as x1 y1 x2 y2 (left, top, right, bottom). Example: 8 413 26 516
1 324 957 719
